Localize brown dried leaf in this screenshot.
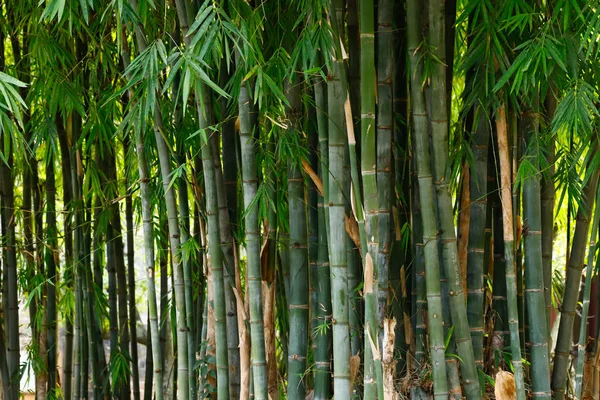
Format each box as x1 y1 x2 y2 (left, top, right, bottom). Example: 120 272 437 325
301 158 324 197
345 213 361 254
364 253 374 294
495 370 516 400
349 355 361 392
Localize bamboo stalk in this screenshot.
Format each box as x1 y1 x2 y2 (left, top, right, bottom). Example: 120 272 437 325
407 0 448 397
359 0 380 395
427 0 481 396
552 148 600 400
466 110 489 368
238 76 269 399
575 183 600 399
286 79 309 400
326 1 352 397
496 104 525 400
314 74 332 400
120 45 165 400
521 104 552 400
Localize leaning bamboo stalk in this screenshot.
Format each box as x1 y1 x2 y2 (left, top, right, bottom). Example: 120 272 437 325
496 103 525 400
407 0 448 396
552 148 600 400
120 44 164 400
575 184 600 399
427 0 481 396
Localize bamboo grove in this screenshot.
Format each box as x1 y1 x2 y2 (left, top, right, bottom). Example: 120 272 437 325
3 0 600 399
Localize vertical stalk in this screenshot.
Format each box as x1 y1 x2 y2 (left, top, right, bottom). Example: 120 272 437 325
286 80 309 400
237 75 268 399
392 0 410 375
326 1 352 394
120 29 165 400
466 110 489 368
496 104 525 400
521 103 552 400
377 0 394 346
542 93 556 344
314 75 332 400
196 85 230 399
428 0 480 396
407 0 448 397
0 126 19 400
210 132 241 398
124 136 141 400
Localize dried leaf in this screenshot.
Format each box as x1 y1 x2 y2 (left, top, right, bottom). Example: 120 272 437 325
495 370 516 400
383 318 398 400
349 355 361 391
345 213 361 254
364 253 374 294
301 158 324 196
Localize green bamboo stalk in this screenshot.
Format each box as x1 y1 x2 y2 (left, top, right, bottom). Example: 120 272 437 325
359 0 379 395
466 110 489 368
0 134 19 400
392 0 410 375
125 10 189 397
314 73 332 400
110 151 132 399
211 133 242 399
196 85 230 399
124 136 141 400
542 93 557 343
308 102 320 394
377 0 394 347
120 47 165 399
412 163 427 366
552 149 600 400
521 103 552 400
286 80 309 400
575 184 600 399
172 6 221 395
238 78 268 400
427 1 481 396
45 149 59 400
348 0 361 130
407 0 448 397
439 253 462 399
326 6 352 394
496 104 525 400
492 173 509 350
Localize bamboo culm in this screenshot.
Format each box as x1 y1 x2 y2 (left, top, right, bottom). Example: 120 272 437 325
407 0 448 396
